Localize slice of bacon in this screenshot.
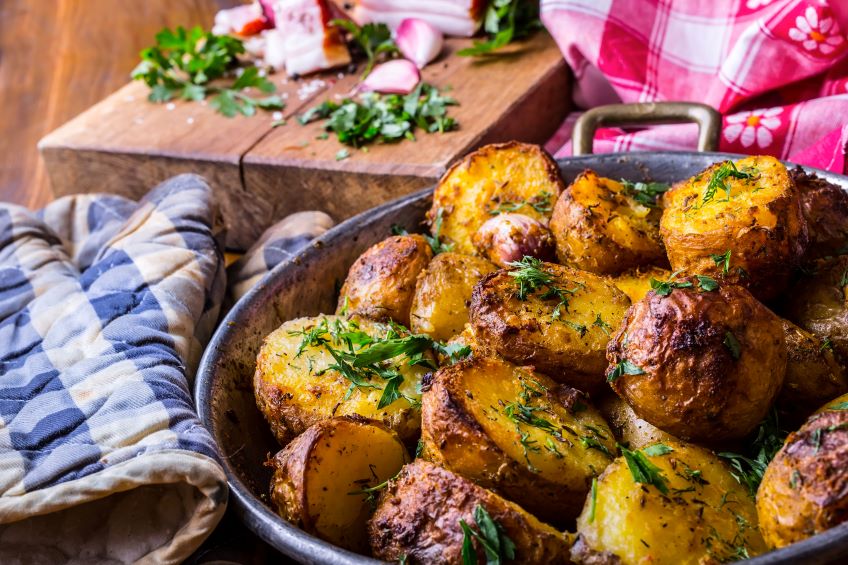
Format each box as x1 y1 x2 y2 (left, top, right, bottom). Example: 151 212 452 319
351 0 485 37
212 2 271 37
269 0 351 76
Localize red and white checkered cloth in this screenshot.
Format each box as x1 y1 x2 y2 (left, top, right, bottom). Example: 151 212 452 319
542 0 848 172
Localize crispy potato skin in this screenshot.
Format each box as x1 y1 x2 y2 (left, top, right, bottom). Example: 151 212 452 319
421 357 616 523
792 165 848 260
607 283 786 443
597 394 675 450
409 253 497 341
254 316 426 445
428 142 564 255
778 319 848 424
269 417 409 553
660 156 807 301
757 400 848 548
611 266 672 304
550 170 666 275
337 235 433 326
574 440 766 565
784 255 848 363
470 263 631 391
368 460 572 564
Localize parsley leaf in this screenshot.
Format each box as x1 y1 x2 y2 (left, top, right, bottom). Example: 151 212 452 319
699 161 755 207
723 331 741 360
426 207 454 255
619 444 670 495
620 179 671 208
696 275 719 291
829 401 848 411
718 408 786 495
489 190 553 215
432 341 473 364
460 505 516 565
650 270 693 296
710 250 732 274
643 443 674 456
507 256 584 319
607 359 645 382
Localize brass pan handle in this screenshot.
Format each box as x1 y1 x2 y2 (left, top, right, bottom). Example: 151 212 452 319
571 102 721 156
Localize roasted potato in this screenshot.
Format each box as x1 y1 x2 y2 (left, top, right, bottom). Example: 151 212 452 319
784 255 848 363
792 165 848 259
611 265 672 303
597 394 675 450
337 234 433 326
573 440 767 564
409 252 497 341
778 319 848 424
660 155 807 301
550 170 666 275
254 316 427 445
469 259 631 391
428 142 564 255
472 212 557 267
607 282 786 443
421 357 617 523
269 416 409 553
369 460 572 564
757 397 848 548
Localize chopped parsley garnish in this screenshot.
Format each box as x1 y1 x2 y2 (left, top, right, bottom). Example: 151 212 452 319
620 179 671 208
457 0 541 57
643 443 674 456
564 320 588 337
607 359 645 383
330 20 398 78
829 401 848 410
348 472 397 509
650 270 693 296
710 250 732 274
503 402 559 435
592 314 612 335
460 505 516 565
489 190 553 215
507 256 584 320
821 337 834 352
699 161 756 206
719 408 786 496
696 275 719 291
723 331 741 360
588 477 598 523
433 341 472 364
840 268 848 288
580 435 613 458
619 444 669 495
426 207 454 255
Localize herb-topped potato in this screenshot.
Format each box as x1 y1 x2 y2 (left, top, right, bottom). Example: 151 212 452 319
337 234 433 327
428 142 564 255
254 315 431 445
757 395 848 548
660 156 807 301
368 460 572 564
550 170 668 275
573 440 767 564
606 280 786 443
611 265 673 303
792 165 848 260
421 357 616 523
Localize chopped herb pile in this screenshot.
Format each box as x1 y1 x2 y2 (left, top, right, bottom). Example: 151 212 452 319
458 0 542 57
718 409 786 496
331 20 398 78
489 190 553 215
132 26 284 117
620 179 671 208
299 83 458 147
699 161 756 207
507 256 584 321
460 505 516 565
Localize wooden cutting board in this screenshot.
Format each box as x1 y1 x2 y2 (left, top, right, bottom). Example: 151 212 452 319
39 31 569 250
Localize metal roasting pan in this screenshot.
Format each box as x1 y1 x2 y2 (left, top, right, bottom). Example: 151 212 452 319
196 103 848 564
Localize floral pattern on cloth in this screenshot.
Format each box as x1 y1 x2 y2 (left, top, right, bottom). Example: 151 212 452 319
542 0 848 172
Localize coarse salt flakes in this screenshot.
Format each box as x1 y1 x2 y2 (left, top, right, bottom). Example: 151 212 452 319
187 117 195 124
166 103 176 111
272 111 283 120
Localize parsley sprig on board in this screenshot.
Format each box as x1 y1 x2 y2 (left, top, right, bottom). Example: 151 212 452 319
132 26 284 117
458 0 542 57
460 505 516 565
299 83 458 147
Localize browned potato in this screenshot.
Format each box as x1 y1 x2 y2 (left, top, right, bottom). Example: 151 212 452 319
597 394 675 450
428 142 564 255
337 234 433 326
409 252 497 341
269 417 409 553
550 170 666 275
660 155 807 301
574 440 767 564
254 316 427 445
757 396 848 548
778 319 848 424
784 255 848 363
470 259 631 391
792 165 848 259
368 460 572 564
611 265 672 303
607 282 786 443
472 213 557 267
421 357 616 523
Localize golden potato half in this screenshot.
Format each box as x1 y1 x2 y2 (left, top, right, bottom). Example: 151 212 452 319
550 170 666 275
254 316 428 445
792 165 848 260
368 460 572 564
269 417 409 553
611 265 672 303
428 141 564 255
409 252 497 341
574 440 766 565
337 234 433 327
757 400 848 548
660 155 806 301
470 260 631 391
607 283 786 443
421 357 616 523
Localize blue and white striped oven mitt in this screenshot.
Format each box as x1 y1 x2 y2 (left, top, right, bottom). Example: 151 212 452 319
0 174 332 563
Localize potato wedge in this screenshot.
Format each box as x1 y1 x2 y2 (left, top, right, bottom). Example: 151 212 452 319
792 165 848 260
607 282 786 443
757 397 848 548
428 142 565 255
269 416 409 553
550 170 666 275
660 155 807 301
421 357 616 523
254 316 428 445
369 460 572 564
469 259 631 391
337 234 433 326
611 265 672 303
597 394 675 450
409 252 497 341
573 440 766 564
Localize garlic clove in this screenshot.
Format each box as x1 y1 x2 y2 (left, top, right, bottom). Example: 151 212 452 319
359 59 421 94
472 213 557 268
396 18 444 69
